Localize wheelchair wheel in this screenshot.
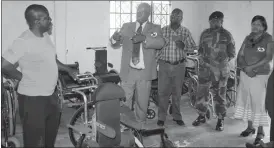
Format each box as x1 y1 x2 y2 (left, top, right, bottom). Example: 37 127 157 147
147 108 156 119
182 77 192 95
149 89 159 106
2 88 16 138
207 92 217 119
226 89 237 108
5 137 20 148
133 136 145 148
188 76 198 108
56 79 64 110
68 101 95 147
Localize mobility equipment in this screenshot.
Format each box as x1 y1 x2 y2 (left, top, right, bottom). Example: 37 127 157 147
67 74 175 147
1 78 20 147
57 47 121 109
184 54 238 119
147 53 238 120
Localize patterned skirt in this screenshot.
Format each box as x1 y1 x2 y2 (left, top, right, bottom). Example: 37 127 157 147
233 71 270 127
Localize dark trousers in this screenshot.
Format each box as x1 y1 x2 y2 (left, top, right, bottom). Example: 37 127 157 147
158 60 186 121
271 119 274 141
18 92 61 147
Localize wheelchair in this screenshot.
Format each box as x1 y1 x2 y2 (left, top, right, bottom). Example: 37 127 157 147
147 53 239 120
1 78 20 147
56 61 121 109
67 76 176 147
184 54 238 119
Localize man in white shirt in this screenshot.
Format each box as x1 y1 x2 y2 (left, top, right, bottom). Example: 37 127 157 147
110 3 165 124
2 4 77 147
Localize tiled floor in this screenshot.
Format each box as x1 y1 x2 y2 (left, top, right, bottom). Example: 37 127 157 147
13 95 270 147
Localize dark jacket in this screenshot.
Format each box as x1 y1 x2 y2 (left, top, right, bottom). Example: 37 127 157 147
265 70 273 119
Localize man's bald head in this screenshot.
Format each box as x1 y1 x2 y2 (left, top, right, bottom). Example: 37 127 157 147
171 8 183 15
137 3 151 13
25 4 49 28
136 3 151 23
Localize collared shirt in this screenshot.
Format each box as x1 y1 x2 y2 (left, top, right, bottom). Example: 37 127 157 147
199 27 235 68
156 25 197 63
3 30 58 96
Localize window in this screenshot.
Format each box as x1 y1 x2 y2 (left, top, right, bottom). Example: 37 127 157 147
109 1 171 37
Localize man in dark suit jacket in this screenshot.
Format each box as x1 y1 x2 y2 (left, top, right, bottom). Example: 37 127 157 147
246 42 273 148
110 3 165 124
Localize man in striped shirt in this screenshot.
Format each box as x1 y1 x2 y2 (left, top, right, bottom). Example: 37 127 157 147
156 8 197 126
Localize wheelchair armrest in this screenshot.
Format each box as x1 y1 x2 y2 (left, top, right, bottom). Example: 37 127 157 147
58 62 79 75
65 62 79 69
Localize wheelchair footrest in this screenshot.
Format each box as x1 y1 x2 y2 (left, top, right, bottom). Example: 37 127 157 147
141 127 165 137
67 124 93 136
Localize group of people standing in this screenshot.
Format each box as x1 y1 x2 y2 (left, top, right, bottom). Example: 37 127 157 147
1 2 273 148
110 2 273 148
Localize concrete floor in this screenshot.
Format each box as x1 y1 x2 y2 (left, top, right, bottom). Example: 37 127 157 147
13 95 271 147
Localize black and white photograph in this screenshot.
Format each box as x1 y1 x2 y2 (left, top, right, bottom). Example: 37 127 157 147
1 0 273 147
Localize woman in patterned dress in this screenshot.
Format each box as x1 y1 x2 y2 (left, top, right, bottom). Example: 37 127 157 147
234 15 273 145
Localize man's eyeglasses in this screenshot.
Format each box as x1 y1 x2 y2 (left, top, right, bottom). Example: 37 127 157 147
170 14 182 19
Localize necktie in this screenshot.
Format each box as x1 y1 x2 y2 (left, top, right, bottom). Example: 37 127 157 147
132 23 143 65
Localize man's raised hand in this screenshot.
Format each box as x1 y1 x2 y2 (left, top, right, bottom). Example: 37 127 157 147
113 31 123 41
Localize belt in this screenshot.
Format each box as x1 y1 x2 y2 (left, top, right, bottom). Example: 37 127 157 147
160 58 186 65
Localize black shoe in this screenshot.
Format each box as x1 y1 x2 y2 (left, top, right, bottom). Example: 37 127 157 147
157 120 165 126
240 128 256 137
253 133 264 145
215 119 224 131
245 142 258 148
192 115 206 126
173 119 185 126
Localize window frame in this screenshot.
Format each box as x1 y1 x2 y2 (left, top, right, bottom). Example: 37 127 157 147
109 1 171 36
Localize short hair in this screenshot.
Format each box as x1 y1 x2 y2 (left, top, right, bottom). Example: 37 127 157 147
172 8 183 15
251 15 268 31
24 4 48 27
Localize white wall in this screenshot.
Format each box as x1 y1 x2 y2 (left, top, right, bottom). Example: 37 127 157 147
172 1 273 55
2 1 55 53
2 1 273 73
64 1 110 73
